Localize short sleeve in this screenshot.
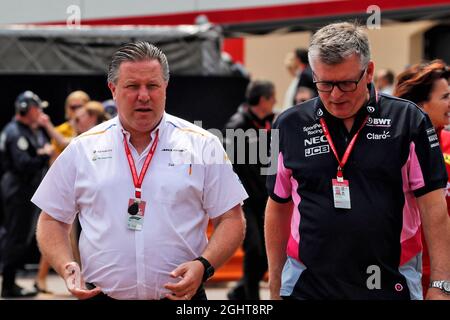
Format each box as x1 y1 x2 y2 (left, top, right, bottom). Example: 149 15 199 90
202 136 248 218
409 111 448 197
31 141 79 224
266 119 293 203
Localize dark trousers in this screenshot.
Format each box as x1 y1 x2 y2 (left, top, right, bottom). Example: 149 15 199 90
230 201 268 300
86 283 207 301
0 190 39 290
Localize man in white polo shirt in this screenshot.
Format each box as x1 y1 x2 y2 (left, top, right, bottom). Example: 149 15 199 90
32 41 248 300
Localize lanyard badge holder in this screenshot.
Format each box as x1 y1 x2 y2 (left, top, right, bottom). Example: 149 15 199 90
127 194 147 231
124 130 159 231
320 116 368 210
332 167 351 209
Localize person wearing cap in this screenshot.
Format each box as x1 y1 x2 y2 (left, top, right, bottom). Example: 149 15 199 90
102 99 117 119
32 41 247 300
0 90 54 298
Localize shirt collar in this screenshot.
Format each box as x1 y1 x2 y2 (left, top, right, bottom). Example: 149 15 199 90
118 112 166 144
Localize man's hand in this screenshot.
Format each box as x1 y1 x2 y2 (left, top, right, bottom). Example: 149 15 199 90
37 112 51 128
163 260 204 300
63 262 102 300
37 143 54 157
425 287 450 300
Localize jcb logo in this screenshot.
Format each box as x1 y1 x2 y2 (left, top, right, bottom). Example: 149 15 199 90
305 145 329 157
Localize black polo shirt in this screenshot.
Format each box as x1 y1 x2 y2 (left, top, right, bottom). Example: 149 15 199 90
267 84 447 299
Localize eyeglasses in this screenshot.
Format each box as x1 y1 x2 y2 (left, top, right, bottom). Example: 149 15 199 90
313 69 366 93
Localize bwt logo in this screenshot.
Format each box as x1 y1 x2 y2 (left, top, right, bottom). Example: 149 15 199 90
366 117 392 127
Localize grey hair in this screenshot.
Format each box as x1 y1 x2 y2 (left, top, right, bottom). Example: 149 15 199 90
107 41 170 84
308 22 370 71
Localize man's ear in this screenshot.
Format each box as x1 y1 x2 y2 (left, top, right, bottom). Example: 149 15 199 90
366 61 375 84
108 82 116 100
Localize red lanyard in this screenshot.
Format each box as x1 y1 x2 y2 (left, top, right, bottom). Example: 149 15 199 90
123 129 159 199
319 116 368 179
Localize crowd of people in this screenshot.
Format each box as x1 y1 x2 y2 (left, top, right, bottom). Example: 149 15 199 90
0 21 449 300
0 89 115 297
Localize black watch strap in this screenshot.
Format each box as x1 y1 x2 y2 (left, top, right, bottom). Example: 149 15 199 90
194 256 215 282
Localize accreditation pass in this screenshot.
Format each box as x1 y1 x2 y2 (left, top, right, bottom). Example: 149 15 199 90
332 178 351 209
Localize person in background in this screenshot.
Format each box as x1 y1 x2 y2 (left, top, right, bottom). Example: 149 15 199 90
375 69 395 95
74 101 109 135
102 99 118 119
224 80 276 300
32 41 247 300
51 90 90 157
394 59 450 297
281 48 317 112
28 91 89 294
0 91 54 298
294 86 316 105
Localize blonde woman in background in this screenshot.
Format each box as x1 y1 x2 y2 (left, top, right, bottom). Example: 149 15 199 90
74 101 109 135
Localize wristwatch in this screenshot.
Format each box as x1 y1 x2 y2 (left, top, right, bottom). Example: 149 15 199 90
429 280 450 294
194 256 215 282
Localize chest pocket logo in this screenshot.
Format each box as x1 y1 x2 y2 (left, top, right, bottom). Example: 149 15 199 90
91 149 113 161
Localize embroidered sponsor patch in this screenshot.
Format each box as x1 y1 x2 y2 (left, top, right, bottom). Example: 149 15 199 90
426 127 439 148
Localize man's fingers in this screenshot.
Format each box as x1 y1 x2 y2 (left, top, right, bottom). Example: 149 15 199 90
70 287 103 300
164 292 192 300
164 276 188 291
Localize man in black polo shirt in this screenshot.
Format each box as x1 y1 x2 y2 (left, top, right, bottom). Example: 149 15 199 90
224 80 275 300
265 22 450 300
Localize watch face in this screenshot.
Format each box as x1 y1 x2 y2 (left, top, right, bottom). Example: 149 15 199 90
443 281 450 293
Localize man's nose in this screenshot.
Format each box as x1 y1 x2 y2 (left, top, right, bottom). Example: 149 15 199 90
330 85 345 99
137 86 150 101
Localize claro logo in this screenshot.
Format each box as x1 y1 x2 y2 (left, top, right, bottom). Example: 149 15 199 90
367 131 390 140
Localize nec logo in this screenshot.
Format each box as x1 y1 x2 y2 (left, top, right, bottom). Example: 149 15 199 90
304 135 327 146
305 145 330 157
366 117 392 127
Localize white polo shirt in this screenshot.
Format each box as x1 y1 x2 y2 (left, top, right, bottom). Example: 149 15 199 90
32 112 248 300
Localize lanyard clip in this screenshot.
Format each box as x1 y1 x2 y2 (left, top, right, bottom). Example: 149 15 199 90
135 188 142 199
337 166 344 182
